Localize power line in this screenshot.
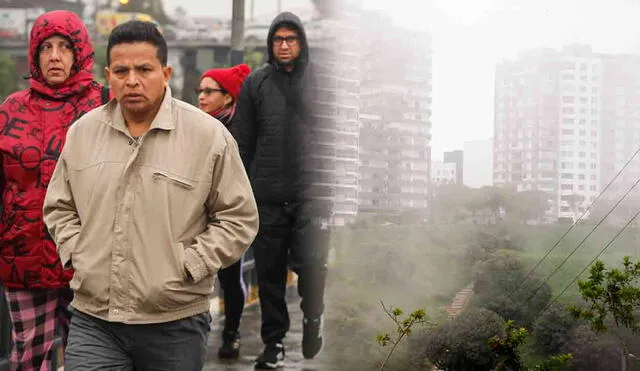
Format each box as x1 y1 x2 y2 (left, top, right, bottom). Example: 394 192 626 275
448 147 640 328
470 148 640 327
522 173 640 305
498 145 640 304
531 208 640 324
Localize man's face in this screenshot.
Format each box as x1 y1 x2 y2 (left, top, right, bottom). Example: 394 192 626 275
38 35 74 86
272 26 301 66
105 42 171 116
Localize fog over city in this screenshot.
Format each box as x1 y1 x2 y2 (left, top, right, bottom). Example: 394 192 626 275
165 0 640 158
2 0 640 369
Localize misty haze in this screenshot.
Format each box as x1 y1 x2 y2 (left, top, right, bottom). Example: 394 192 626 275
2 0 640 370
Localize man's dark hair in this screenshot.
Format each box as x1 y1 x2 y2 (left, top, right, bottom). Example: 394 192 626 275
107 20 167 66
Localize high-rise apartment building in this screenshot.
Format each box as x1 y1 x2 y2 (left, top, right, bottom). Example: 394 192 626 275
306 1 362 226
443 150 464 185
600 54 640 191
494 45 640 221
357 11 432 213
431 160 457 185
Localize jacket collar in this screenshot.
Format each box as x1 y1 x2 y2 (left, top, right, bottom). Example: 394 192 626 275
103 86 176 134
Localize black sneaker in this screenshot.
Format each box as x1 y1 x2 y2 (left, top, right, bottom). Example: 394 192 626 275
302 316 323 359
254 342 285 369
218 330 241 359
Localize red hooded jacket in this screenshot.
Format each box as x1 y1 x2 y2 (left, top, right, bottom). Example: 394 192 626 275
0 11 110 289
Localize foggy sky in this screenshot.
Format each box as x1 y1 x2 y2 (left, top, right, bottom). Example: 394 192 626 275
163 0 311 19
165 0 640 160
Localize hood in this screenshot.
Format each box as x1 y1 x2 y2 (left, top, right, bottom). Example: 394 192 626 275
267 12 309 71
28 10 95 99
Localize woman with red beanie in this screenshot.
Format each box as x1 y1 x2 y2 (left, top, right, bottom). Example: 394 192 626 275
197 63 251 359
198 63 251 127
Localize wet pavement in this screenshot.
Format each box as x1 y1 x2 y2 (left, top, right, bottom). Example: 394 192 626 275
203 289 333 371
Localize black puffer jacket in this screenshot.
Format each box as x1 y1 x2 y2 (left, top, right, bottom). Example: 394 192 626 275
232 12 321 205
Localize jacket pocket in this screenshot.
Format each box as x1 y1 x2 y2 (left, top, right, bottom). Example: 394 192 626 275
174 241 187 280
152 171 195 190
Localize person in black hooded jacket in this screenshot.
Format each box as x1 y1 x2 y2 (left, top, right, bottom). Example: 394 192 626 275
232 11 330 369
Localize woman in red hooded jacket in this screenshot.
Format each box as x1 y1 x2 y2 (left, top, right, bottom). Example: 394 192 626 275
0 10 109 370
197 63 251 360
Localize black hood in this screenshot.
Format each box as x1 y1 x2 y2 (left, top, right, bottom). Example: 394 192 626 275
267 12 309 71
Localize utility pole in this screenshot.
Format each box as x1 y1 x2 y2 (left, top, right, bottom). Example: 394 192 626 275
230 0 245 66
277 0 282 14
250 0 255 22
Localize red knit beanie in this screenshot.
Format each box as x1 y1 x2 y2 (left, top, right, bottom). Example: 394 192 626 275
200 64 251 101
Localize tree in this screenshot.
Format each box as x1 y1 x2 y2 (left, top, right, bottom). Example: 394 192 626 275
464 227 523 269
566 193 586 224
376 303 429 370
243 48 265 71
431 184 474 223
174 6 188 18
489 320 528 371
397 208 427 225
311 0 338 18
473 252 552 327
531 302 579 356
506 190 550 224
423 308 504 370
0 53 18 101
569 257 640 371
490 320 573 371
93 46 108 85
118 0 172 25
471 185 516 223
561 324 620 371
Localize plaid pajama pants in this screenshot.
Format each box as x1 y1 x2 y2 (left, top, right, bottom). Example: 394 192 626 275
3 288 73 371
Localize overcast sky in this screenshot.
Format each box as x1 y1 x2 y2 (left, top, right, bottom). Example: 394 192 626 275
164 0 640 160
164 0 310 19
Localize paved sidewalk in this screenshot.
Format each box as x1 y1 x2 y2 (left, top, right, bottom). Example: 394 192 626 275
204 288 332 370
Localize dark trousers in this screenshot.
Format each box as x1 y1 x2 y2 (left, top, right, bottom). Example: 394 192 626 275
217 256 246 335
253 201 330 345
64 309 211 371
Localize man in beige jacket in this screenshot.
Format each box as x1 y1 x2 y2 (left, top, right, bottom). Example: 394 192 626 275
42 20 258 370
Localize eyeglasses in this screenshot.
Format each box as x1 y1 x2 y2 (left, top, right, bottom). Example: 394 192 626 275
273 36 299 46
195 87 226 96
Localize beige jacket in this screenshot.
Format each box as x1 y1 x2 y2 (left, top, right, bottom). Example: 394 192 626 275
43 88 258 324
